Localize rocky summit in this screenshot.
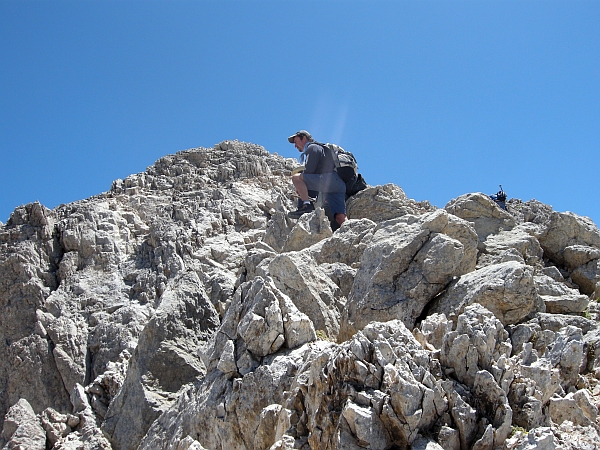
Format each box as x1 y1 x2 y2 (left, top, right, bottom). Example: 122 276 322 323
1 140 599 450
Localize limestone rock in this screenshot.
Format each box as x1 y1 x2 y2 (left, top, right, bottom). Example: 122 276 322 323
41 407 74 447
141 319 449 450
439 305 513 447
583 327 600 374
42 313 89 398
436 426 461 450
571 258 600 296
102 271 220 449
2 140 600 450
563 245 600 270
552 420 600 449
268 251 341 339
440 304 512 388
346 183 436 222
549 389 598 429
263 211 294 252
535 312 597 335
506 198 554 225
445 192 516 243
318 262 357 299
414 312 453 352
60 384 113 449
479 224 544 269
313 218 376 267
503 427 557 450
341 210 477 340
204 276 316 377
1 399 46 450
429 261 544 325
140 344 319 450
535 273 590 314
282 208 332 252
538 211 600 266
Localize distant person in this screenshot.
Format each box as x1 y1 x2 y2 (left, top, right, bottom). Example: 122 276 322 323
489 185 507 210
287 130 347 226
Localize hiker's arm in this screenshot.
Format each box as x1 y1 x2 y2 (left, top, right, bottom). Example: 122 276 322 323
303 144 321 174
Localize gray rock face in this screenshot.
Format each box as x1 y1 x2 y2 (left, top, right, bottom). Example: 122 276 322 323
538 212 600 266
1 399 46 450
445 192 516 243
346 183 437 222
479 224 544 268
537 212 600 297
282 208 332 253
341 210 478 340
102 271 219 448
269 251 342 339
1 140 600 450
535 272 590 314
430 260 544 326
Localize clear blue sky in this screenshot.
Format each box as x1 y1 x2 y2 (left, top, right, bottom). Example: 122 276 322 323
1 0 598 226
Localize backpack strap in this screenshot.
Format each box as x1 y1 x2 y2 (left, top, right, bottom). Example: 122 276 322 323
313 142 341 169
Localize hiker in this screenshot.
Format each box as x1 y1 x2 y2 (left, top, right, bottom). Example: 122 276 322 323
489 185 507 210
287 130 347 226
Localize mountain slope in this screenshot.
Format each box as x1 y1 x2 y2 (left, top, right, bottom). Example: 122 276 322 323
1 140 599 449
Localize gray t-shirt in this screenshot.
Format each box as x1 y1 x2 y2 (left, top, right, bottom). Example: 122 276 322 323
303 143 335 174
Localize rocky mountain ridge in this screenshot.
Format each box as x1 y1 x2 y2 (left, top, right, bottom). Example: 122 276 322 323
1 140 599 449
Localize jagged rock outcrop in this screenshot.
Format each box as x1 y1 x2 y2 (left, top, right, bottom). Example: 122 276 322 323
345 183 436 222
428 260 544 326
102 270 220 447
1 399 46 449
1 141 599 449
445 193 516 244
340 210 478 341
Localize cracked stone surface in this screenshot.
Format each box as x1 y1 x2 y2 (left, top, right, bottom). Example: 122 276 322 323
1 141 600 450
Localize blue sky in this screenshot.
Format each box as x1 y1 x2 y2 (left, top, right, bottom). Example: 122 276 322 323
1 0 599 226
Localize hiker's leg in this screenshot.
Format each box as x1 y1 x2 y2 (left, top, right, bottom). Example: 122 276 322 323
291 173 310 201
335 213 347 226
302 174 331 202
324 191 347 227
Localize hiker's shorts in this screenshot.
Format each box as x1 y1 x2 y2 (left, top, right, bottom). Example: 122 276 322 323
303 172 347 216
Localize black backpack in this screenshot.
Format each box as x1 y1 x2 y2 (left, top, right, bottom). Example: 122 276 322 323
318 142 367 198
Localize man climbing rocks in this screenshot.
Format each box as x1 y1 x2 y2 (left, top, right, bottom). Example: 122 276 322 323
287 130 347 226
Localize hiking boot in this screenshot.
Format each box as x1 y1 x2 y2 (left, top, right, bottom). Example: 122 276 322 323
287 202 315 219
